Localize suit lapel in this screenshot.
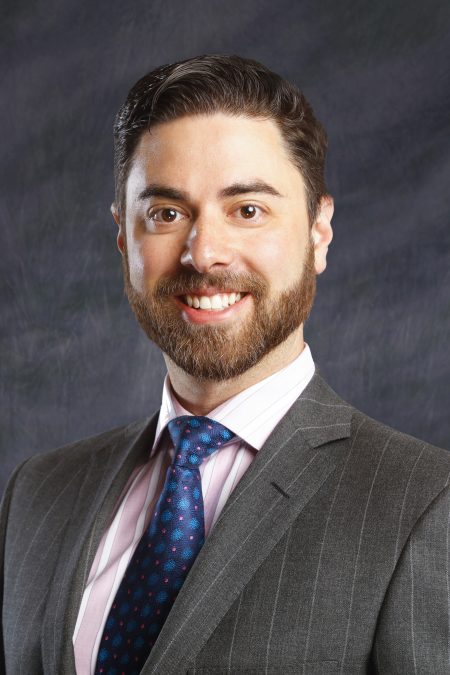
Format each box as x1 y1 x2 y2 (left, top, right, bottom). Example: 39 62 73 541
142 372 353 674
41 412 160 675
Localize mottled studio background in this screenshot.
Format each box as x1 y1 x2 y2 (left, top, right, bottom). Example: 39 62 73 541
1 0 449 494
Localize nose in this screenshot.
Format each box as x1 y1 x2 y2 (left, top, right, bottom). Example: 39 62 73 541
180 215 235 273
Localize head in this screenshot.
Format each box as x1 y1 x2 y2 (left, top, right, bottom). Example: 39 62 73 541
112 55 333 382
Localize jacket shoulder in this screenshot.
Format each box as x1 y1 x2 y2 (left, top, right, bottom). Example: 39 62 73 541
313 371 450 470
350 406 450 473
312 374 450 525
5 417 153 498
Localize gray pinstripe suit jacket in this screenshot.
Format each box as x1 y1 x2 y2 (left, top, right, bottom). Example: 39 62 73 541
1 371 450 674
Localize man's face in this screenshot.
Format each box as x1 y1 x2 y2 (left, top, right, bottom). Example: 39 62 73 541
117 113 329 381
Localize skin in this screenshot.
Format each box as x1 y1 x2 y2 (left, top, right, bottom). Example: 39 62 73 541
113 113 333 415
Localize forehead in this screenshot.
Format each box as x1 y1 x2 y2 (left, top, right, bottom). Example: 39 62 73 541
127 113 306 199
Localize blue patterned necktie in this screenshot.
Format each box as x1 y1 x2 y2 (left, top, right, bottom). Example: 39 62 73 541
95 415 235 675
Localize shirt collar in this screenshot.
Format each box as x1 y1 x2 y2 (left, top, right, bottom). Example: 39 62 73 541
152 342 315 455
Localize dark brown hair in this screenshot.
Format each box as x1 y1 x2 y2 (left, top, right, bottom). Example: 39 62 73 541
113 54 328 225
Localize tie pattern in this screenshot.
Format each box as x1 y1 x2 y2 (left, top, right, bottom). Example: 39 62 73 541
94 416 235 675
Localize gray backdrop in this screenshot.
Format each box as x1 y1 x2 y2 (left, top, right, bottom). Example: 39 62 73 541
1 0 449 495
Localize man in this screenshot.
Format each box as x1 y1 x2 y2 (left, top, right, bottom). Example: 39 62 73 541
1 55 449 675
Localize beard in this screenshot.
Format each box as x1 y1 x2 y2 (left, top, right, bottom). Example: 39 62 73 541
121 242 316 382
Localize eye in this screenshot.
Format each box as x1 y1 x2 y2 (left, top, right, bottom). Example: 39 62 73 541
148 207 185 223
236 204 263 220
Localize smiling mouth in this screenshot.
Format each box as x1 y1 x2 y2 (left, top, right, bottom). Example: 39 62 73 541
179 291 248 311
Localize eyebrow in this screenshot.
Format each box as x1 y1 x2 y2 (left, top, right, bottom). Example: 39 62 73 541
137 180 284 202
219 181 284 199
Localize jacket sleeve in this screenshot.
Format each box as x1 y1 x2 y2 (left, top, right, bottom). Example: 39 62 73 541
373 483 450 674
0 459 33 675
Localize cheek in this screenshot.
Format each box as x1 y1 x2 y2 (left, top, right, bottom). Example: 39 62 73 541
249 230 305 290
127 237 180 294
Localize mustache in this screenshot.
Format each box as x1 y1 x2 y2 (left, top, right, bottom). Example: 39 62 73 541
153 270 267 299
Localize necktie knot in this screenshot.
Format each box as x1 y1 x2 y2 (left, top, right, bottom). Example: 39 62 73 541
167 415 235 467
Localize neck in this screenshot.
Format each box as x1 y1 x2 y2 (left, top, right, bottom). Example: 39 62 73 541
164 327 305 416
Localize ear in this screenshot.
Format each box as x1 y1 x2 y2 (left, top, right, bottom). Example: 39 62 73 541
311 195 334 275
111 202 125 256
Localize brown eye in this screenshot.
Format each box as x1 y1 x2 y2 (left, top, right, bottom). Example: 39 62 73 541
148 207 183 224
240 205 257 219
160 208 178 222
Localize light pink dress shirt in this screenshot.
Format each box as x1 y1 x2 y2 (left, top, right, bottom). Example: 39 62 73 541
73 343 315 674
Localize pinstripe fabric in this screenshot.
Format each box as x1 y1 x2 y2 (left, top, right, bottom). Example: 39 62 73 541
1 371 450 674
73 345 315 673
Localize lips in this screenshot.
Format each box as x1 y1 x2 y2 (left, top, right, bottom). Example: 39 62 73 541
173 291 251 324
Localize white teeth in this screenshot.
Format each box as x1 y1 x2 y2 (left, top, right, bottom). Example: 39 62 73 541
210 294 222 309
184 292 246 310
